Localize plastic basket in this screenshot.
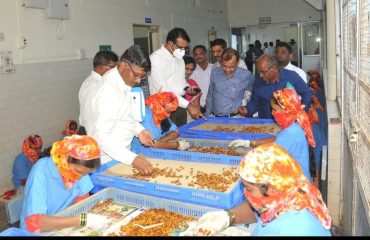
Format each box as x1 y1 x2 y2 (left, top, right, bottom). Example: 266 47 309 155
178 117 277 140
91 151 246 209
135 145 244 166
3 194 24 224
0 227 37 236
55 187 222 218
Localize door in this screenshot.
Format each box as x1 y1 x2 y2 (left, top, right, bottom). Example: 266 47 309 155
133 25 160 55
299 22 322 72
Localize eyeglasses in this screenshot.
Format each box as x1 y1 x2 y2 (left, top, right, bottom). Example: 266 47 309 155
259 65 273 75
124 61 148 80
173 42 188 51
105 64 116 69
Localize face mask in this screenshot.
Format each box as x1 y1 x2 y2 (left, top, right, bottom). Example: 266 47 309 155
173 48 185 59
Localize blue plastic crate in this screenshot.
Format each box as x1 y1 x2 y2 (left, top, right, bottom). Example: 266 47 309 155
0 227 37 236
2 194 24 224
55 187 222 219
178 117 278 140
90 151 246 209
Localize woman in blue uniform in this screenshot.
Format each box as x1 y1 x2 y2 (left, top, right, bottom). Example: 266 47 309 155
62 119 79 138
12 135 43 192
131 92 190 152
229 88 316 182
20 135 110 233
194 143 332 236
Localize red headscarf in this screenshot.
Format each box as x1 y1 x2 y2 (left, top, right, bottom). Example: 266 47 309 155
307 69 321 80
272 88 316 147
50 135 100 189
62 120 78 136
145 92 178 127
239 143 332 230
22 135 43 163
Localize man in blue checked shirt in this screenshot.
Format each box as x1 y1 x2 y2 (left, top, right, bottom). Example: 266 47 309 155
205 48 254 117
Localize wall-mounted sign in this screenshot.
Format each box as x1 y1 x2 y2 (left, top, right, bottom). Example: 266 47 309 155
99 45 112 51
145 17 152 24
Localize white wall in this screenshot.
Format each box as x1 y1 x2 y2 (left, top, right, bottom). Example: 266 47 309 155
0 0 229 193
0 0 229 64
228 0 321 26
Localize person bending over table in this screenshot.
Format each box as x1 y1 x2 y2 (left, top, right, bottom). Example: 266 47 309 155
194 143 332 236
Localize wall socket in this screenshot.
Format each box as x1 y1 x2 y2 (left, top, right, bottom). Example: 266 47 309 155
16 36 27 49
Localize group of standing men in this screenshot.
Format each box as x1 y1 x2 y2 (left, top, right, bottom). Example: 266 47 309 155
77 27 312 177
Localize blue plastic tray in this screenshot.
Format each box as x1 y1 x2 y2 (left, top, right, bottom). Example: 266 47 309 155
90 150 246 209
178 117 277 140
55 187 222 218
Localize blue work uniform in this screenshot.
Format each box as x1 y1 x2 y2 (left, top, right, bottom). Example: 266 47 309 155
20 157 93 231
311 123 326 170
275 122 312 183
131 106 177 152
252 209 331 236
12 153 33 189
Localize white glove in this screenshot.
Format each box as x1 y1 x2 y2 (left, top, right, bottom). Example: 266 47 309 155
228 139 250 148
177 140 190 151
86 213 112 231
194 211 230 236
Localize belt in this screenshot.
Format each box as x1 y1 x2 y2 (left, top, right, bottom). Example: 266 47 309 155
215 112 238 118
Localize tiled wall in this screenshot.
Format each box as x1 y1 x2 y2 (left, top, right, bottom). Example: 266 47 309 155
0 59 91 193
326 99 342 226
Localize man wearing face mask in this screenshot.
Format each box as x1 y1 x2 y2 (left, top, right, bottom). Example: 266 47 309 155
148 28 204 127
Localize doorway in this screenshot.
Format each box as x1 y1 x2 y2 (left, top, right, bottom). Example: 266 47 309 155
133 25 160 55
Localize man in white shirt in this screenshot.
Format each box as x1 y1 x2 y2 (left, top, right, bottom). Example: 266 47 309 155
149 28 203 127
276 41 307 83
78 51 118 135
190 45 213 113
267 42 275 56
91 45 154 175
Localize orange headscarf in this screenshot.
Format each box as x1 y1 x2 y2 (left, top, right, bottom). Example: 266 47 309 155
22 135 43 163
307 70 321 80
62 120 78 136
145 92 178 127
50 135 100 189
272 88 316 147
239 143 332 230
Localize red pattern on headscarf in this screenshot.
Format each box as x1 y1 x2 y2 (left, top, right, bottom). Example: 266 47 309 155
307 70 321 79
239 143 332 230
62 120 78 136
308 107 320 124
50 135 100 189
22 135 43 164
145 92 178 127
273 88 316 147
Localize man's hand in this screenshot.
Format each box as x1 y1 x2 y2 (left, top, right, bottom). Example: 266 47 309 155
138 129 154 147
186 86 201 96
238 106 248 116
187 101 205 119
132 155 153 175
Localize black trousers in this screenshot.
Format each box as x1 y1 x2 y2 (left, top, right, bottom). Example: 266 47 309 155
170 107 187 127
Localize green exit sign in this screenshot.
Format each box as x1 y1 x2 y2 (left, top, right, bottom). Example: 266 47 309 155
99 45 112 51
